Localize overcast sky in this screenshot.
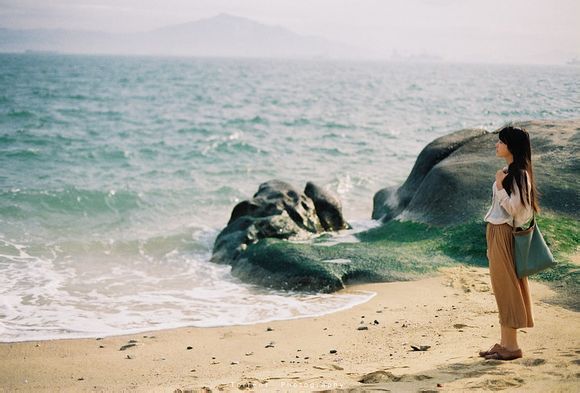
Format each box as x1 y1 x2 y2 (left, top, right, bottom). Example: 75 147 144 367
1 0 579 63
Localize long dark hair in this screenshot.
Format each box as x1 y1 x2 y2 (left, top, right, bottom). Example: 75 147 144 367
498 126 540 213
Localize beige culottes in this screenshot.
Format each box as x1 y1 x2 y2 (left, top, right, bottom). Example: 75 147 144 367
486 223 534 328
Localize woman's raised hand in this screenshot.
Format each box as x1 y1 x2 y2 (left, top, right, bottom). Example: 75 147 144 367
495 169 507 190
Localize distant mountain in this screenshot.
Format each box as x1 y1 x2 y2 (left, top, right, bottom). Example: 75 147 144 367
0 14 364 59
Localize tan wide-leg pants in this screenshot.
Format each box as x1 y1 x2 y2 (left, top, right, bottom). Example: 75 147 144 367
486 223 534 328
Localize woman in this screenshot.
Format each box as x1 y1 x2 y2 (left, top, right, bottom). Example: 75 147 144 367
480 125 539 361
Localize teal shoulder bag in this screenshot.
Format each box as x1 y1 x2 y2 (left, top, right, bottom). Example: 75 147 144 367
513 215 556 278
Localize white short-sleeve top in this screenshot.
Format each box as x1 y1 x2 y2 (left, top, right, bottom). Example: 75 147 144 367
484 169 533 228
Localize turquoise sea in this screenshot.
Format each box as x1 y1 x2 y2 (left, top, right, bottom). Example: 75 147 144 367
1 53 579 341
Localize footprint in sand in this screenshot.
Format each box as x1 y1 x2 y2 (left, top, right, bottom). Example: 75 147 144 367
517 358 546 367
468 376 525 391
236 378 268 390
359 370 433 383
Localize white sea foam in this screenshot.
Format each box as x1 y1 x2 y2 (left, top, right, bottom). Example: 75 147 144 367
0 233 375 342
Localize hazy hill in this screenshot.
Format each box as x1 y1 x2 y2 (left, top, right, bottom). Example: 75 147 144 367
0 13 363 59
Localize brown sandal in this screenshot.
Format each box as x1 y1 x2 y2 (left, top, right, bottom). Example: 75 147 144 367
484 347 522 361
479 343 503 357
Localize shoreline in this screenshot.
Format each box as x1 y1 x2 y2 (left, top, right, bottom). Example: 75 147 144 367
1 265 578 392
0 288 378 345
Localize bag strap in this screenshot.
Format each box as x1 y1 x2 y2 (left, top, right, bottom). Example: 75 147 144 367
514 213 535 233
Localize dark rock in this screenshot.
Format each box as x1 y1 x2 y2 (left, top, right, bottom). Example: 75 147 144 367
304 181 350 231
373 120 579 225
211 179 350 290
119 343 136 351
372 128 486 221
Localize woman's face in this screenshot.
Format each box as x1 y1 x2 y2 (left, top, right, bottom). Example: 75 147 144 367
496 139 511 158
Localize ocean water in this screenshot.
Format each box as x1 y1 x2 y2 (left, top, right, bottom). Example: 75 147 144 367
1 53 578 342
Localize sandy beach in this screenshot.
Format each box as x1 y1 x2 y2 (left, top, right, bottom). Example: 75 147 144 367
1 264 578 393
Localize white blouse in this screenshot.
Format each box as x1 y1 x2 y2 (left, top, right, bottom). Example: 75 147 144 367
484 170 533 228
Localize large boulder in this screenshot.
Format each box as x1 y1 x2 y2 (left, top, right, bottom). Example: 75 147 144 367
372 128 487 221
373 119 580 226
211 179 349 267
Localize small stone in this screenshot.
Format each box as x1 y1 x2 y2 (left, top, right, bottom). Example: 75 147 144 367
77 377 84 381
99 345 104 348
373 320 379 325
265 342 275 348
239 381 254 390
330 349 337 354
245 352 254 356
119 343 136 351
411 345 431 351
230 361 239 365
437 383 443 387
128 339 138 343
126 355 132 359
266 327 273 331
357 326 368 331
186 346 193 350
